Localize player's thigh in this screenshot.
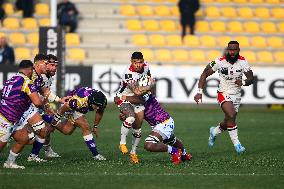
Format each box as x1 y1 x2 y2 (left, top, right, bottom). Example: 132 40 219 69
12 127 31 145
221 101 236 120
74 115 89 131
133 110 144 129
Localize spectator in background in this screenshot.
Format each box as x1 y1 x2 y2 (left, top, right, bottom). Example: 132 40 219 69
57 0 79 33
0 0 5 22
16 0 34 18
178 0 200 40
0 36 15 65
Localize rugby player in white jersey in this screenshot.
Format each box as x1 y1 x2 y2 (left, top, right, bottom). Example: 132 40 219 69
115 52 153 163
194 41 254 153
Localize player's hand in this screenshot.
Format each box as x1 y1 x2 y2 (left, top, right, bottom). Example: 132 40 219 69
59 96 71 104
235 78 242 86
194 93 202 104
93 127 99 138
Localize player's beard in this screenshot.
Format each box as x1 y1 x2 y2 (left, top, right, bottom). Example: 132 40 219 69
225 53 239 64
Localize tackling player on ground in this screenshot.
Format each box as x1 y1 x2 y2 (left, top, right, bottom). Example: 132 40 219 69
194 41 254 153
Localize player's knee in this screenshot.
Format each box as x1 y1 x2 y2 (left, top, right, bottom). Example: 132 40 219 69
31 120 46 133
132 128 142 138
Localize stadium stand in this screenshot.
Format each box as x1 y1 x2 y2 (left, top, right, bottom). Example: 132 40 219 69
0 0 283 65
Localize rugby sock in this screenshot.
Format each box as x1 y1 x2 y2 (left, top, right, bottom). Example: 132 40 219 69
213 125 223 136
7 150 19 164
167 146 178 154
43 144 51 152
130 128 141 154
31 136 45 156
83 134 99 156
120 124 130 145
227 124 240 145
182 148 187 156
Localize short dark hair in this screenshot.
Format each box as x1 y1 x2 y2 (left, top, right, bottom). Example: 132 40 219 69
47 54 58 63
131 52 143 59
228 41 239 46
19 60 33 69
34 53 48 63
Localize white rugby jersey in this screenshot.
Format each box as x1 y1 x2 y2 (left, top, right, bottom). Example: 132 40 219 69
210 56 251 95
116 62 150 97
42 74 53 89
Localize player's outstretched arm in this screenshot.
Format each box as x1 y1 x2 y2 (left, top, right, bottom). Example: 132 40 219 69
93 108 105 138
29 92 44 109
129 77 155 96
194 64 215 104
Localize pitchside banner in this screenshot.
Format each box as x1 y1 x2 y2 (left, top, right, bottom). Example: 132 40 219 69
39 27 65 96
0 65 92 93
92 65 284 104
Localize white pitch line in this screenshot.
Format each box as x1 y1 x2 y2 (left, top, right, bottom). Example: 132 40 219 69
0 172 283 176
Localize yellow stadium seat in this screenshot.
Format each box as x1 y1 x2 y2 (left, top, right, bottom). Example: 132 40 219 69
206 6 221 18
27 33 39 45
189 50 206 62
244 22 260 33
196 21 210 32
227 21 243 33
143 20 160 31
155 49 172 62
171 6 179 16
38 18 51 27
68 48 86 61
266 0 280 3
9 33 25 45
35 3 49 16
66 33 80 46
241 51 256 63
274 51 284 63
195 9 203 17
154 6 171 17
137 5 154 16
172 49 189 62
249 0 263 3
184 35 200 47
166 35 182 46
233 0 246 3
271 8 284 19
257 51 273 63
22 18 38 30
261 22 277 33
126 20 142 31
217 36 232 47
201 0 214 2
120 5 136 16
222 7 237 18
267 37 283 48
32 48 38 57
149 34 166 46
168 0 178 2
234 36 250 48
278 22 284 33
210 21 226 32
0 32 6 38
3 3 14 15
140 49 154 61
207 50 221 61
238 7 254 18
160 20 177 31
200 36 217 48
15 48 31 60
3 18 20 29
255 8 270 19
132 34 148 46
251 36 267 48
217 0 231 2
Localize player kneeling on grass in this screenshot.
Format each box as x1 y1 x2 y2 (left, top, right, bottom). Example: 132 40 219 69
117 76 192 165
51 87 107 161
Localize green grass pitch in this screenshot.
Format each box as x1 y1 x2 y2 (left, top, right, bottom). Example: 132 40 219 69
0 104 283 189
